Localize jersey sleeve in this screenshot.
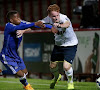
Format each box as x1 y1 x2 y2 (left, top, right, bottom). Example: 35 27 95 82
60 14 71 23
7 22 38 33
21 20 53 29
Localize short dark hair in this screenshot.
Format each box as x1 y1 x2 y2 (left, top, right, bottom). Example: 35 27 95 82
6 10 18 22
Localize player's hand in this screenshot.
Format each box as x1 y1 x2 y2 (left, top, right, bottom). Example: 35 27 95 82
53 23 61 28
51 27 58 34
35 21 45 28
16 28 31 38
16 30 24 38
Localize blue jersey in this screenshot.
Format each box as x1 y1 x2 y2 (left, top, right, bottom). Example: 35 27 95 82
1 21 36 60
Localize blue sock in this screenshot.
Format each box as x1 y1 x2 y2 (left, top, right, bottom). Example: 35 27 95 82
20 78 28 86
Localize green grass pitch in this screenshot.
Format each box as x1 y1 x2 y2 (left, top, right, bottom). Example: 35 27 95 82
0 77 99 90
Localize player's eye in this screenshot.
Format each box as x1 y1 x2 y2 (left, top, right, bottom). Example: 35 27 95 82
52 16 56 17
57 15 59 17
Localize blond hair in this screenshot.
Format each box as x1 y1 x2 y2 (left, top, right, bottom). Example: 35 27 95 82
47 4 60 14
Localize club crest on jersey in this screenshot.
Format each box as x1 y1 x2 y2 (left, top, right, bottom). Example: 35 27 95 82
15 66 18 69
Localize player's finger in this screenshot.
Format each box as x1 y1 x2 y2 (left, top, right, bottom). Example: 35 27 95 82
17 32 21 36
16 34 22 38
16 31 20 34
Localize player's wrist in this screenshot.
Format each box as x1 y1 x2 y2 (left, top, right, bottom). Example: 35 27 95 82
45 24 52 29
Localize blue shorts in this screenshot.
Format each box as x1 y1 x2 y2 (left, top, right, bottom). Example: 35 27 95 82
0 54 26 74
51 45 77 64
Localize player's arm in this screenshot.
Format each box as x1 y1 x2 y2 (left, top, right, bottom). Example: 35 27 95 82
8 22 37 33
9 22 52 33
53 21 70 28
14 22 39 30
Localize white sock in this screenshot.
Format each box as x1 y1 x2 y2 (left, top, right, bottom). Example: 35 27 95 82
65 67 73 83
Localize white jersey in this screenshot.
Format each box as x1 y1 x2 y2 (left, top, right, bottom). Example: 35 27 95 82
41 13 78 46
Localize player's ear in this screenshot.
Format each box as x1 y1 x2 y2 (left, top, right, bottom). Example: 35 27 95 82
10 18 13 23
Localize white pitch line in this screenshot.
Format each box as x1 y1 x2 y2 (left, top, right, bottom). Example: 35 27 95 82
0 80 95 88
0 81 66 87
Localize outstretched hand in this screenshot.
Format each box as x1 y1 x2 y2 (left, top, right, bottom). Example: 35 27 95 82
16 28 31 38
16 30 24 38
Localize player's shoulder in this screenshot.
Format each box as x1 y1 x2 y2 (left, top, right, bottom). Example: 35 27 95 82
41 16 51 23
21 20 31 24
43 16 50 20
46 16 50 19
6 22 16 27
60 13 67 18
5 22 16 29
60 13 70 21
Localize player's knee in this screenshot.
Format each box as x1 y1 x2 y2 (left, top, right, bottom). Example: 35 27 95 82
63 64 71 71
19 73 26 80
63 66 69 71
49 62 57 68
63 60 72 71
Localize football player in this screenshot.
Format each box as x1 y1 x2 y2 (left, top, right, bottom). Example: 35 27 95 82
0 10 53 90
36 4 78 90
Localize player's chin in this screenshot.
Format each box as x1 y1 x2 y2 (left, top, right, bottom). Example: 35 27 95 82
16 21 21 25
